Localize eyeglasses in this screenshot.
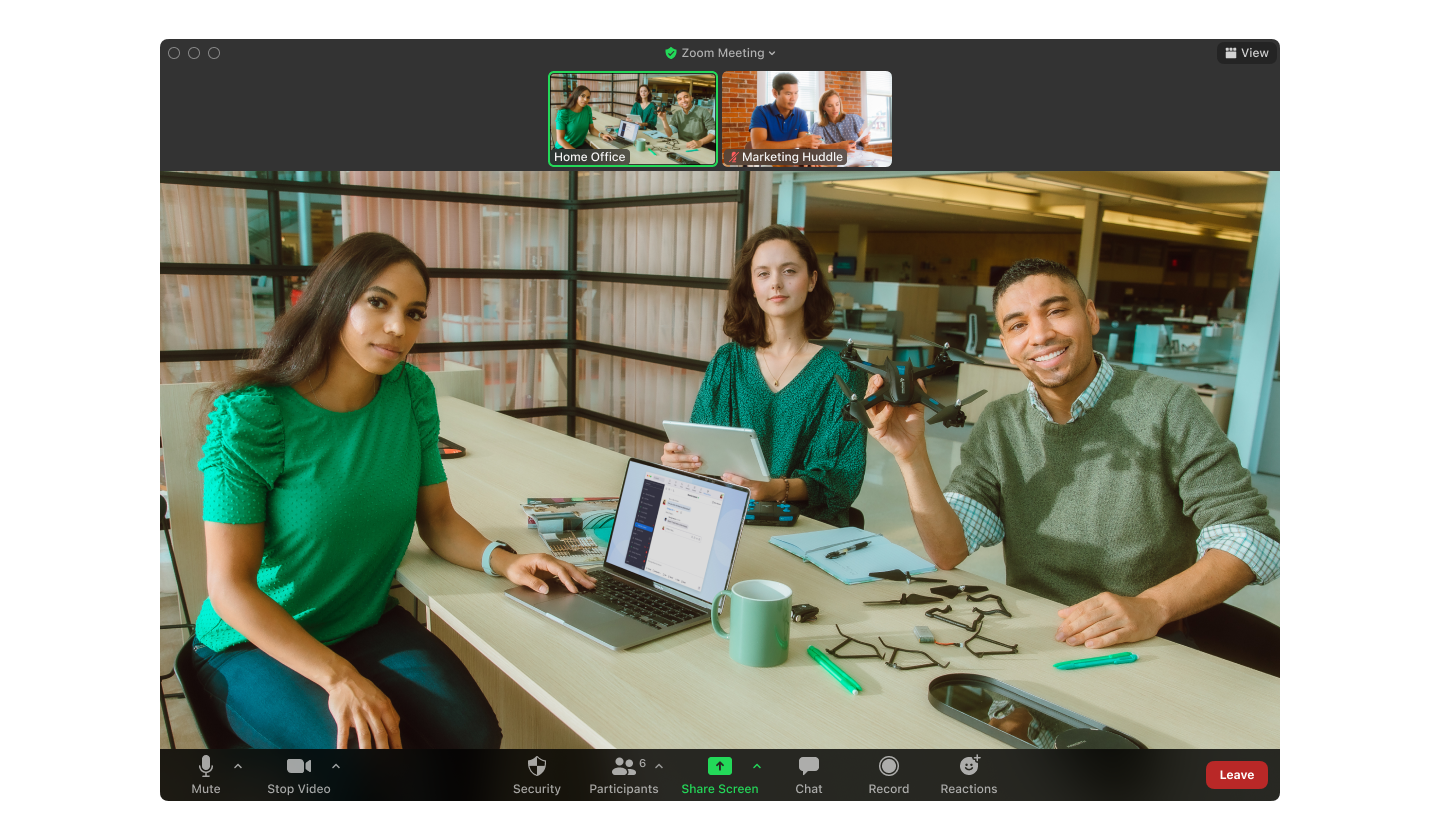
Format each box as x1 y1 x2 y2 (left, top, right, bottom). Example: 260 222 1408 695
879 637 949 670
826 625 882 660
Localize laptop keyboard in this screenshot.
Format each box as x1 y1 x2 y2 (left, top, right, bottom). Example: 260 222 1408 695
583 571 704 629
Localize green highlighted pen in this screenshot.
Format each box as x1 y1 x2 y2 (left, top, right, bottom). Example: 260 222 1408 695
1054 652 1138 670
808 645 862 694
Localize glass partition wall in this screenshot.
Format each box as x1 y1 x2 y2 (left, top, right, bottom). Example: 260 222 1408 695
160 170 772 457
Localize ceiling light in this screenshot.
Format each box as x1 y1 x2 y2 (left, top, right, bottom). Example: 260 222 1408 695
1033 213 1072 219
1082 187 1131 198
1215 231 1254 242
1209 210 1248 218
1014 175 1081 190
1131 196 1176 206
1240 171 1271 179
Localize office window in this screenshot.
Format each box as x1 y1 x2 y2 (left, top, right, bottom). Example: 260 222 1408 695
865 71 892 142
159 170 773 451
576 203 738 279
575 170 739 200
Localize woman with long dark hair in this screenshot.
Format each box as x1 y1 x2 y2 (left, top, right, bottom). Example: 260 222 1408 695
627 84 657 129
191 232 594 749
661 225 867 527
554 85 617 150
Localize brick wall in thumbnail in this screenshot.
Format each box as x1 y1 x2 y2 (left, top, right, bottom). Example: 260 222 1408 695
721 71 758 151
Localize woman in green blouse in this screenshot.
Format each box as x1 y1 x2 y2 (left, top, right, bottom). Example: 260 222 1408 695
555 84 618 150
189 232 594 749
627 84 657 129
662 225 868 526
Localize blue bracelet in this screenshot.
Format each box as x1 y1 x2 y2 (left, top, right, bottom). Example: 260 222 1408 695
481 541 513 576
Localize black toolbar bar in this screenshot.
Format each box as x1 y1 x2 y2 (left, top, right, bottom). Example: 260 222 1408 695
163 749 1279 801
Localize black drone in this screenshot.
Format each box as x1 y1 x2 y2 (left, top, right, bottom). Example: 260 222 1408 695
833 335 989 429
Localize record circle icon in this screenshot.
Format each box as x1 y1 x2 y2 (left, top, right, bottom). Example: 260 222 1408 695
878 756 899 776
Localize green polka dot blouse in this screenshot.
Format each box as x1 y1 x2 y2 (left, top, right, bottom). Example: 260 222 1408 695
689 342 868 526
192 362 447 652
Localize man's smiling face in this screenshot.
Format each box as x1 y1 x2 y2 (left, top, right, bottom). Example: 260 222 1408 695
995 273 1100 391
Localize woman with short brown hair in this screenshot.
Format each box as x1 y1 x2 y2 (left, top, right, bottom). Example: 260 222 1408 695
661 225 867 526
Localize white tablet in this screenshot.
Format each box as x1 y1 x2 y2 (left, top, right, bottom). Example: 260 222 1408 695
662 421 772 482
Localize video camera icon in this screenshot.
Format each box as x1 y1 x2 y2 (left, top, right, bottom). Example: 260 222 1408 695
287 759 312 774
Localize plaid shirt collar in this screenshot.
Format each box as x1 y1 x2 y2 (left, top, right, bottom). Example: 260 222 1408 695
1027 352 1114 424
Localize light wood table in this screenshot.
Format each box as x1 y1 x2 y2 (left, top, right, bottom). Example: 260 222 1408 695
584 111 717 166
397 398 1278 750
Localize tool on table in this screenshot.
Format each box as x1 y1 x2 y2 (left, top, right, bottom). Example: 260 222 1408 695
807 645 863 694
438 436 466 459
1054 652 1138 671
825 540 870 559
825 625 883 660
868 569 946 585
879 638 948 670
832 336 988 429
929 584 988 599
962 615 1020 659
925 604 984 632
864 592 944 606
966 593 1012 617
790 603 819 623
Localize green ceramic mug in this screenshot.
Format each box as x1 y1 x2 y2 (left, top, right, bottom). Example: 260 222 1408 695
711 579 792 667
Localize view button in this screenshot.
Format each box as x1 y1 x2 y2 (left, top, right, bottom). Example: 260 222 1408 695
1205 761 1268 789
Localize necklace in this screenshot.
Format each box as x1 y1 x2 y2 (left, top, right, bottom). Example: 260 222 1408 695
759 344 805 388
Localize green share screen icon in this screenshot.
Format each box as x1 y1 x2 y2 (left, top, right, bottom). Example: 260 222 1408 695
707 756 732 776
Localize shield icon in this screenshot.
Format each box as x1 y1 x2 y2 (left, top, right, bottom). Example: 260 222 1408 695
527 756 547 777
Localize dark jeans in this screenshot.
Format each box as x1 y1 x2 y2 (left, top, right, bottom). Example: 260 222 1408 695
191 606 502 748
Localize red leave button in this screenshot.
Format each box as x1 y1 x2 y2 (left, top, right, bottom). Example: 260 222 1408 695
1206 761 1268 789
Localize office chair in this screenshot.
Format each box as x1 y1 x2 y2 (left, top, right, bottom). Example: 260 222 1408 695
161 493 250 749
847 508 865 530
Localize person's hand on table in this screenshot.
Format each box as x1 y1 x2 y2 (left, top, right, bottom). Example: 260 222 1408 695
865 374 929 462
491 549 595 595
685 139 700 149
801 134 821 149
844 140 857 153
1055 591 1167 648
326 668 402 749
662 441 702 472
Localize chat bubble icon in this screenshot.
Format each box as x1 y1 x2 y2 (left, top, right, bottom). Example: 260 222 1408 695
799 756 819 775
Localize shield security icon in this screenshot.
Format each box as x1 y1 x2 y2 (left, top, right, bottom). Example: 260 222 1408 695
528 756 547 777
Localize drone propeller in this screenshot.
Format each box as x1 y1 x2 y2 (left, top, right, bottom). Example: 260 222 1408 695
909 334 986 366
833 374 873 430
925 389 990 428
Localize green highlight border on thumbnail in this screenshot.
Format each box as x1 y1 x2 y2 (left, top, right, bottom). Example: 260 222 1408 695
546 71 719 170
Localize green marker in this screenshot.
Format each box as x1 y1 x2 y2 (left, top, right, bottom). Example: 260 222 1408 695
1054 652 1138 670
808 645 862 694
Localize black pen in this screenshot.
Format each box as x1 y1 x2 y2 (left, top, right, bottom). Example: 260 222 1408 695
825 540 871 559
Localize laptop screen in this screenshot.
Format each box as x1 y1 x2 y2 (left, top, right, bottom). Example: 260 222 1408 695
604 459 746 603
617 120 639 142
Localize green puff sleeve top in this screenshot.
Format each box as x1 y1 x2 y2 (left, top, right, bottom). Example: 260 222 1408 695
192 362 447 652
690 342 868 527
555 105 593 149
629 101 657 129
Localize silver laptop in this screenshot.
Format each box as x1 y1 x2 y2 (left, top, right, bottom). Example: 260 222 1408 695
505 459 747 650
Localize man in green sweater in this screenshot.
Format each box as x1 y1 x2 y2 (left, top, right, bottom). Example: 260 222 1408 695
865 258 1279 658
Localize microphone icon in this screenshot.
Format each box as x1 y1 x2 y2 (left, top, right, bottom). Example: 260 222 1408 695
199 754 213 777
